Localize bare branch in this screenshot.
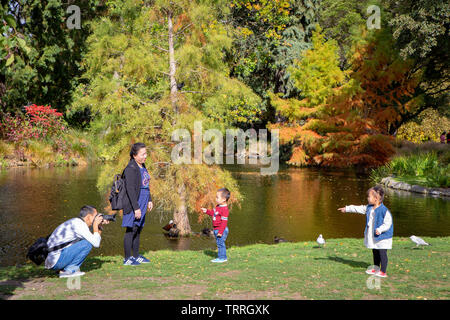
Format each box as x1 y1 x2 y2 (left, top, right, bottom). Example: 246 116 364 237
150 43 169 52
175 23 193 36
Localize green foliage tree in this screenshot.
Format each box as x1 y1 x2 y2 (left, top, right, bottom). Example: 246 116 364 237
0 0 106 118
385 0 449 117
227 0 321 126
70 0 260 234
318 0 385 69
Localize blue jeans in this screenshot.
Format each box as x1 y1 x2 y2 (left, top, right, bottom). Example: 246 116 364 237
51 240 93 273
214 227 229 260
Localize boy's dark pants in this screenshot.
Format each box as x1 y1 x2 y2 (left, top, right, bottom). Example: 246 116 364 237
372 249 388 273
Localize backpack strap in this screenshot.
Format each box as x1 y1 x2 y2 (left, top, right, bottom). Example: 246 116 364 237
47 238 83 253
47 217 87 252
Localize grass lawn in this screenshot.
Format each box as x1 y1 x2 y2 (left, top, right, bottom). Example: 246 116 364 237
0 237 448 300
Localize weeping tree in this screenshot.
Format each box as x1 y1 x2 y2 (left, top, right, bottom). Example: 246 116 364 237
69 0 261 234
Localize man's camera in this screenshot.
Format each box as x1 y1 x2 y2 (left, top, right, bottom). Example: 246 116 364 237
100 213 117 222
91 213 116 232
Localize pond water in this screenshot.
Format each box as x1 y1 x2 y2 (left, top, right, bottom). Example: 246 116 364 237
0 164 448 267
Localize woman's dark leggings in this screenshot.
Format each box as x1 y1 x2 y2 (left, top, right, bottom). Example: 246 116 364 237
372 249 388 273
124 225 142 259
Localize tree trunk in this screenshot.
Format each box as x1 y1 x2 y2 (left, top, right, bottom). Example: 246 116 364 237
167 10 190 235
173 182 191 235
167 10 178 116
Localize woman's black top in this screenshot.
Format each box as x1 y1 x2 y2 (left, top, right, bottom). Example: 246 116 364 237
122 159 152 215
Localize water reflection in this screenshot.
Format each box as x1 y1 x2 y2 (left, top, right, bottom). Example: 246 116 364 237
0 164 448 267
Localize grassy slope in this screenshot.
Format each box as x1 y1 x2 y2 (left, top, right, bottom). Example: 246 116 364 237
0 237 448 300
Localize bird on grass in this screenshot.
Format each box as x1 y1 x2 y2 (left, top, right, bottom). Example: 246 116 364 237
316 234 325 247
410 235 430 248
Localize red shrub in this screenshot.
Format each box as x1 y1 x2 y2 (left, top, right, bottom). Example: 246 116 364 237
0 104 66 143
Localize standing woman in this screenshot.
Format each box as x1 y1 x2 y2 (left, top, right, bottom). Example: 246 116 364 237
122 142 153 265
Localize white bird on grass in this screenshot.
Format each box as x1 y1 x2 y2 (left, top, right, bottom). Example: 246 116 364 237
317 234 325 247
410 235 430 248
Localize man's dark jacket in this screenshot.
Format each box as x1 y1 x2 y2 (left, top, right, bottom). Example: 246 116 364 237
122 159 152 215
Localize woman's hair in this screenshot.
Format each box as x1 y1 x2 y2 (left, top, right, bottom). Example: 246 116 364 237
130 142 146 160
368 185 385 202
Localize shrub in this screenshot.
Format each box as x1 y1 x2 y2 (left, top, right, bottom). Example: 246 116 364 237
0 104 66 143
371 151 450 188
397 108 450 143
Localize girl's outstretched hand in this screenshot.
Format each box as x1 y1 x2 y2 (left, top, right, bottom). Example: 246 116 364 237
337 207 346 213
200 208 207 213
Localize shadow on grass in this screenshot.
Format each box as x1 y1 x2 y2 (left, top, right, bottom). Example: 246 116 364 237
314 256 368 269
0 257 113 299
203 250 217 258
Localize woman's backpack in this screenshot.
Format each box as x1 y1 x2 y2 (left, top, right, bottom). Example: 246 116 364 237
109 172 127 210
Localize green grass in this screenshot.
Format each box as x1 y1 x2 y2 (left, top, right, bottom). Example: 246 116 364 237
1 237 449 300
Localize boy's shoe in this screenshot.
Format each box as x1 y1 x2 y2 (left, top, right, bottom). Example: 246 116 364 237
375 271 388 278
123 257 141 266
59 270 85 278
365 269 377 275
134 255 150 264
210 258 227 263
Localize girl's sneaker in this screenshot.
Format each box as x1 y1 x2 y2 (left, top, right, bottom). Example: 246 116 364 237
123 257 140 266
375 271 388 278
135 255 150 264
365 269 377 275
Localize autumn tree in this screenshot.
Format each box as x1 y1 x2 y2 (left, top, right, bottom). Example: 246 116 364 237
69 0 263 234
268 25 395 168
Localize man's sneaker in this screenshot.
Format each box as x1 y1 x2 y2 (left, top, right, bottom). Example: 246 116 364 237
365 269 377 275
375 271 388 278
59 270 85 278
210 258 227 263
123 257 140 266
134 255 150 264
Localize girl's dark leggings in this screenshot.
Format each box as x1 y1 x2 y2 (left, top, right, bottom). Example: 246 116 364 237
124 225 142 259
372 249 388 273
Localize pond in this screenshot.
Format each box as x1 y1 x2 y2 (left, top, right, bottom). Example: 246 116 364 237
0 164 448 267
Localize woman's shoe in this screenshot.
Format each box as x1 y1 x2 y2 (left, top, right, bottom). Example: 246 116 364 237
123 256 141 266
135 255 150 264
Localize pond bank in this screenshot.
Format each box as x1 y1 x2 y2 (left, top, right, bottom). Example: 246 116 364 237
1 236 448 300
380 177 450 198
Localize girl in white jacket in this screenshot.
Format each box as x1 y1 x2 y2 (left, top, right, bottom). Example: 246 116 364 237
338 186 393 278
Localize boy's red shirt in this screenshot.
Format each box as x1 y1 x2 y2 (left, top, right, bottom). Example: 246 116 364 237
205 204 229 235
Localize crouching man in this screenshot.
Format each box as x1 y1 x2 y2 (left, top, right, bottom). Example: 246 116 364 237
45 205 107 278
